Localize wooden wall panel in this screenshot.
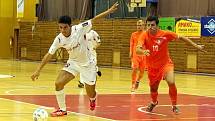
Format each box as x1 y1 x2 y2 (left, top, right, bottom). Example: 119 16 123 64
18 20 215 74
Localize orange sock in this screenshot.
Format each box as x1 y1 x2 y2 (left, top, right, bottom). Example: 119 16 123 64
169 84 177 105
151 91 158 103
131 71 137 86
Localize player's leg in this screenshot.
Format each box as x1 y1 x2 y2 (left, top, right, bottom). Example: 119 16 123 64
51 61 78 116
164 64 180 114
85 84 97 110
131 58 138 92
135 57 145 90
146 81 160 112
131 68 138 91
51 70 75 117
80 64 97 110
165 70 180 114
146 67 161 112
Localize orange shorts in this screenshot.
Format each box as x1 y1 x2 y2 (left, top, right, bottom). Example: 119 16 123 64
148 61 174 86
131 56 146 71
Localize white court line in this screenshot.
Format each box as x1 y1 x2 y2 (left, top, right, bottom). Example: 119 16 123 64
5 89 29 95
5 85 52 95
138 106 167 117
120 117 215 121
0 74 15 79
67 111 116 121
138 104 215 117
0 97 115 121
0 98 53 110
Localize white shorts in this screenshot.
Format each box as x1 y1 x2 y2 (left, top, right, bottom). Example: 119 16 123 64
62 60 97 85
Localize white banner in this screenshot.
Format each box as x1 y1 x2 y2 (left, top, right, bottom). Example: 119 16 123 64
17 0 24 18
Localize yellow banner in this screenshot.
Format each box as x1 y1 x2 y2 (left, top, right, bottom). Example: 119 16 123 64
176 19 201 37
130 0 146 7
17 0 24 18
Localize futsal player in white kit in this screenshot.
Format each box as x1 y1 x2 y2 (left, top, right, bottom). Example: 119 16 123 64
78 30 101 88
31 2 119 117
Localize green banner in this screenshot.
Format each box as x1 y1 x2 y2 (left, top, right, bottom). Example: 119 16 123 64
159 17 175 32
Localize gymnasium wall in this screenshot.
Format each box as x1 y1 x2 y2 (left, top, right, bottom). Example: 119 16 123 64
0 0 37 58
0 0 14 58
17 20 215 73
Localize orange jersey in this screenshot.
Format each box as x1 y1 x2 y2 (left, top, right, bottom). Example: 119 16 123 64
130 31 144 58
140 29 178 68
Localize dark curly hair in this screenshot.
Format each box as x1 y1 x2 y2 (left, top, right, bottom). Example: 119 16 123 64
58 15 72 25
146 16 159 25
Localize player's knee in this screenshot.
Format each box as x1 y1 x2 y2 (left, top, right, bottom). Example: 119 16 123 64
150 83 159 92
55 81 65 89
150 87 158 92
150 86 158 92
167 81 175 86
166 79 175 85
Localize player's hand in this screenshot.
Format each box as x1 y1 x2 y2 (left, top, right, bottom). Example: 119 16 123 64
197 45 207 53
31 71 40 81
143 49 150 56
108 2 119 13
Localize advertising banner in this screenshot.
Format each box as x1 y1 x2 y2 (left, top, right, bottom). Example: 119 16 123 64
130 0 146 7
176 19 201 37
201 17 215 36
159 17 175 32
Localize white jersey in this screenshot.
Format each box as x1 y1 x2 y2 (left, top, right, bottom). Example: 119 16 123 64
48 20 92 66
85 30 101 63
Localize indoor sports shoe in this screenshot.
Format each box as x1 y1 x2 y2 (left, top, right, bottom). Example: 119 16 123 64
97 71 102 77
90 99 96 111
78 81 84 88
50 109 67 117
131 87 135 93
146 101 158 112
134 81 140 90
172 106 180 115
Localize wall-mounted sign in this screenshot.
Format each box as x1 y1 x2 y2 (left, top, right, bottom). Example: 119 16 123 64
176 19 201 37
201 17 215 36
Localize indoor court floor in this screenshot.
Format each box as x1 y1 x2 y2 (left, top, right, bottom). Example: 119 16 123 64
0 59 215 121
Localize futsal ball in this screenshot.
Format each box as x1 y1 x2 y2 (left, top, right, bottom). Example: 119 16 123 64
33 108 48 121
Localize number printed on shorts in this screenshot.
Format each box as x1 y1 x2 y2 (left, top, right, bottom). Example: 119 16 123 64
64 63 70 68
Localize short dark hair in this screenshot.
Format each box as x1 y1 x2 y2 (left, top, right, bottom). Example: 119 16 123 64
146 16 159 25
58 15 72 25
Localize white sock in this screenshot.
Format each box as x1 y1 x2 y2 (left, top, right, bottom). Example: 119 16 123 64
55 89 66 111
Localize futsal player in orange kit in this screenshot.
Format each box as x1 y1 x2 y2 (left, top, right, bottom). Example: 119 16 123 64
129 20 146 92
136 16 206 114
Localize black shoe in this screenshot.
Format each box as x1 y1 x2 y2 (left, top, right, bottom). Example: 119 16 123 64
78 81 84 88
146 101 158 112
134 81 140 90
97 71 102 77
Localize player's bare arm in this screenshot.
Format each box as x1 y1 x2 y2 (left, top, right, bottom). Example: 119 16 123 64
31 53 53 81
91 2 119 22
179 36 207 53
